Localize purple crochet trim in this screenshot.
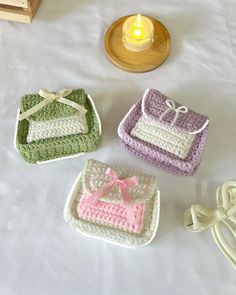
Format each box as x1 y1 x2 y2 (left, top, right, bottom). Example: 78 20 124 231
118 89 209 176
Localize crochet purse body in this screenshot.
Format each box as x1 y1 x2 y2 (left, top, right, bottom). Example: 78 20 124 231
15 89 102 163
118 89 209 176
64 159 160 247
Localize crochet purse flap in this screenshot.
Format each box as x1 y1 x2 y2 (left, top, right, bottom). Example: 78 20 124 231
142 89 209 134
20 89 89 143
20 89 87 122
64 159 160 247
82 159 158 204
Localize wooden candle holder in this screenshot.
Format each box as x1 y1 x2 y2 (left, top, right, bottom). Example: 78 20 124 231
104 15 171 73
0 0 42 23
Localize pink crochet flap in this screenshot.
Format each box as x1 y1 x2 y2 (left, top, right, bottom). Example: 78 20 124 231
82 159 158 204
142 89 209 134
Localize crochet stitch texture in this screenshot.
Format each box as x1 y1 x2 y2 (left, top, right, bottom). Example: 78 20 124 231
16 89 101 163
64 159 160 247
131 115 195 159
27 112 89 143
118 89 209 176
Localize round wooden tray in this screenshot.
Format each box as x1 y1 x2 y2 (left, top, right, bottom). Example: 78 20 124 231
104 15 171 73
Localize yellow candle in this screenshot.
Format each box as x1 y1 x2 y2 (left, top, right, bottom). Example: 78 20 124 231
122 14 154 52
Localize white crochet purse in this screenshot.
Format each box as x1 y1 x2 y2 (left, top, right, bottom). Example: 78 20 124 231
64 159 160 247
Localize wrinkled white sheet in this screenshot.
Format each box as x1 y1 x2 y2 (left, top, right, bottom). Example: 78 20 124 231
0 0 236 294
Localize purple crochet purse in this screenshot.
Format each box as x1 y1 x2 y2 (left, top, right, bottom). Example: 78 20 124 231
118 89 209 176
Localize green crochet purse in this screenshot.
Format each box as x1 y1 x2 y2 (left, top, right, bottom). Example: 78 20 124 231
15 89 102 163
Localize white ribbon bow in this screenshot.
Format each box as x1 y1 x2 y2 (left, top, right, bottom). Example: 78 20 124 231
159 99 188 126
184 181 236 269
19 88 87 121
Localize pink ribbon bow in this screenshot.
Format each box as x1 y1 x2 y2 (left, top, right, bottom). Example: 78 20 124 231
84 168 139 224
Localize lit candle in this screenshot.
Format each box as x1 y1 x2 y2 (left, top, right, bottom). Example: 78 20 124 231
122 14 154 52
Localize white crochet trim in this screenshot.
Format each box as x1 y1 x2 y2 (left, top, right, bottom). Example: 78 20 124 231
131 115 195 159
13 109 20 153
117 104 136 138
87 94 102 136
64 172 160 248
141 88 209 134
27 112 88 143
117 88 156 140
188 119 209 134
37 153 85 164
141 88 150 115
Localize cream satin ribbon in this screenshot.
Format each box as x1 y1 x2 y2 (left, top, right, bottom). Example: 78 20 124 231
159 99 188 126
19 88 87 121
184 181 236 269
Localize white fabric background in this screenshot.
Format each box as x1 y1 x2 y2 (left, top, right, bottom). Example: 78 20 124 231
0 0 236 294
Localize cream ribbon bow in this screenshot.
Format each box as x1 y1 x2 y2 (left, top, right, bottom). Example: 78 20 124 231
19 88 87 121
184 181 236 269
159 99 188 126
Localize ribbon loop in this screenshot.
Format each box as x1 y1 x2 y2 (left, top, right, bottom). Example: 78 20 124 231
84 168 139 224
38 88 59 100
184 181 236 269
159 99 188 126
56 88 73 97
19 88 87 121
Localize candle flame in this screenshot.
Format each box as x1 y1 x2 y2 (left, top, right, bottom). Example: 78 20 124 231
132 14 143 37
133 29 142 37
135 14 143 27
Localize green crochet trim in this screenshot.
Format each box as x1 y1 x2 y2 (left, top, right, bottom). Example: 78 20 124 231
20 89 87 122
16 90 101 163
